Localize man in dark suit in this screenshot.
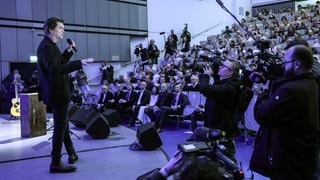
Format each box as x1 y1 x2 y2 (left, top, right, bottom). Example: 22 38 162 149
37 17 93 173
144 83 173 123
128 81 151 127
96 84 115 112
116 83 138 119
153 83 189 132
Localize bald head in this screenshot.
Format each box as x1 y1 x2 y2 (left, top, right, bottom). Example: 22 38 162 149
286 45 314 70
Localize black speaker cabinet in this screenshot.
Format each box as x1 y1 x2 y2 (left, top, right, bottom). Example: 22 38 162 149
102 109 121 127
69 106 96 128
136 123 162 151
68 104 78 118
86 113 110 139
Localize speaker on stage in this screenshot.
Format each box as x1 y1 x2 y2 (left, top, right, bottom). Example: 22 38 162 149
86 113 110 139
136 123 162 151
68 104 78 118
102 109 121 127
69 106 96 128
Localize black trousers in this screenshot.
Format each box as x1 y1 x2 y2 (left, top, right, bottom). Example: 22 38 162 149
51 103 76 164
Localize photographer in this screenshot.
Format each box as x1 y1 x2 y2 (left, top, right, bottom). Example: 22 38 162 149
249 45 320 179
137 150 224 180
134 44 149 69
199 58 242 164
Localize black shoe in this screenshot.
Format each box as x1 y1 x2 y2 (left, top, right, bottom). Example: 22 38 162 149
50 161 77 173
68 154 79 164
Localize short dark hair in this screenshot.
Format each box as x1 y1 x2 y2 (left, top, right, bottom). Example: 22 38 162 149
179 156 224 180
43 17 64 35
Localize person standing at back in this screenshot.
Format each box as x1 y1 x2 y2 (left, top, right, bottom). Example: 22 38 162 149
37 17 93 173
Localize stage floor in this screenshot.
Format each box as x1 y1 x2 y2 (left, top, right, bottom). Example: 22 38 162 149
0 114 268 180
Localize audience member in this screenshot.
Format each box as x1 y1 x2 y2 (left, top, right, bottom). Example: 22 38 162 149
127 81 151 127
75 69 90 103
96 84 115 112
116 83 138 119
153 83 189 132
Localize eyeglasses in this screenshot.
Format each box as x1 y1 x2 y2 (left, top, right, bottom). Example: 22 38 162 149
220 64 232 71
281 59 298 65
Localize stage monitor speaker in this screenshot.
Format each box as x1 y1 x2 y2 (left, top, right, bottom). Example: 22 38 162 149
69 106 96 128
86 113 110 139
68 104 78 118
136 123 162 150
102 109 121 127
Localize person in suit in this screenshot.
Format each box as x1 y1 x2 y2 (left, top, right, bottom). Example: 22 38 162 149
96 84 115 112
153 83 189 132
183 74 200 92
128 81 151 127
199 58 241 164
37 17 93 173
144 83 173 123
116 83 138 119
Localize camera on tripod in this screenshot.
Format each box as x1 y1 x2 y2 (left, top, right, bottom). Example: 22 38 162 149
249 40 284 84
177 128 248 180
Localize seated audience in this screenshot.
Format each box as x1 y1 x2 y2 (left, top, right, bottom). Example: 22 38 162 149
127 81 151 127
153 83 189 132
96 85 115 112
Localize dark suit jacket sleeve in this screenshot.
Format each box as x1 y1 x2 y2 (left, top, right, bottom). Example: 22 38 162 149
178 93 189 109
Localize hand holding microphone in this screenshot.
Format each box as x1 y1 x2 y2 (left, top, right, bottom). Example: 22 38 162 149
67 38 77 52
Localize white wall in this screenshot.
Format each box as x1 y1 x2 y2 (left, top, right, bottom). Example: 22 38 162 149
146 0 252 54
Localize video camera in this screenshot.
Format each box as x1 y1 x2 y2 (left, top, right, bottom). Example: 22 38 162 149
178 127 252 180
249 40 283 84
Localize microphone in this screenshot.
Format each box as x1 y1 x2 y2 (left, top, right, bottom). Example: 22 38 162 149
67 38 77 52
216 0 224 6
159 32 165 35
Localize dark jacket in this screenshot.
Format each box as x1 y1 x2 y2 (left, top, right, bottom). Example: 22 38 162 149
199 74 241 138
155 90 173 107
37 36 82 105
98 91 115 109
251 73 320 179
135 90 151 106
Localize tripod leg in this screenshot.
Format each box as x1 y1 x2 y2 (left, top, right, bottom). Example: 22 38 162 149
69 130 81 140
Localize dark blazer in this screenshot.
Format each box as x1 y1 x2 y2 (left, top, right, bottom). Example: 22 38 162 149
122 90 138 107
37 36 82 105
97 91 115 109
135 90 151 106
170 92 189 113
155 90 173 107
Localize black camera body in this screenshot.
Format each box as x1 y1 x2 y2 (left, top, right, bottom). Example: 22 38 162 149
178 128 247 180
250 40 284 84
